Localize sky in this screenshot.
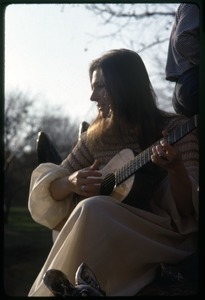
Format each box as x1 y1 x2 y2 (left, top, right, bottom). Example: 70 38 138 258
4 3 178 123
4 4 133 123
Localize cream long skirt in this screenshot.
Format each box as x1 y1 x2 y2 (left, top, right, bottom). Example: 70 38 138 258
28 196 197 296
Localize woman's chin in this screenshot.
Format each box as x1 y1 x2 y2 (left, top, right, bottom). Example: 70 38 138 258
99 110 108 118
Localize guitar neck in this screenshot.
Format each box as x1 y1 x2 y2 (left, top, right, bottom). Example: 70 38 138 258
115 115 198 186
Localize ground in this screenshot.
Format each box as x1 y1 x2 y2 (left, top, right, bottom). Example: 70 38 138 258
4 207 53 297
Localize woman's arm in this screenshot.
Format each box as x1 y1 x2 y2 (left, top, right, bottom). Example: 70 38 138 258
151 139 195 217
175 4 199 65
166 161 193 216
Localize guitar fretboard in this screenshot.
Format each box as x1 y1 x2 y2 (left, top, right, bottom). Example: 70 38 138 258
115 115 198 186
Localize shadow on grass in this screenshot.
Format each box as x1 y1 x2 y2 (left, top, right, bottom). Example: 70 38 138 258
4 207 53 297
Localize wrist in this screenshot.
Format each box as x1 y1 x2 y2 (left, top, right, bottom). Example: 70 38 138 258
50 176 72 201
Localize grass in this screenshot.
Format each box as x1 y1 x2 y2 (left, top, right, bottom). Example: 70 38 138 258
4 206 53 297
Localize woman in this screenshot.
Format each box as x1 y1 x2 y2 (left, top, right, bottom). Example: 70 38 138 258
28 49 199 296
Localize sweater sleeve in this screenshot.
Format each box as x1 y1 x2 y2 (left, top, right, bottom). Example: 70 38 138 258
28 163 75 229
61 133 94 172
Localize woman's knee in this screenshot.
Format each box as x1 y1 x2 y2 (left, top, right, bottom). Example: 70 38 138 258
77 196 117 211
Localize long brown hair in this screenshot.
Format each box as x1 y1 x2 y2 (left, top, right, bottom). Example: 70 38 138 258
87 49 171 149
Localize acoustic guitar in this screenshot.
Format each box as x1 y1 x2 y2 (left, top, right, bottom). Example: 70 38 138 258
99 115 199 204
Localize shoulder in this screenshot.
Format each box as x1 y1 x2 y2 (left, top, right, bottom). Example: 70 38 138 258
164 114 198 149
78 131 91 150
178 3 199 17
73 132 95 160
164 114 190 131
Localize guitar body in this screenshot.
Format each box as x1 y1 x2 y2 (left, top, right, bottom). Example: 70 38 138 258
100 149 135 202
99 149 166 209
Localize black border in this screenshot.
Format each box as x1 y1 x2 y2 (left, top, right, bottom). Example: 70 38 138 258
1 0 204 297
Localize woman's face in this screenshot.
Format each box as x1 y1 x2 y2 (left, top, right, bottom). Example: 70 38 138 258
90 68 112 118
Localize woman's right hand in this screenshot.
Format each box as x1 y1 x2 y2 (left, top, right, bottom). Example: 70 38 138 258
50 160 103 201
68 160 103 197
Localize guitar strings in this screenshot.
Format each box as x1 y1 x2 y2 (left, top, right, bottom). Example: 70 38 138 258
115 116 196 186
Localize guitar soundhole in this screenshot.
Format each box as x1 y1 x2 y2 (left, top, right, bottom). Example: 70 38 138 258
100 173 115 195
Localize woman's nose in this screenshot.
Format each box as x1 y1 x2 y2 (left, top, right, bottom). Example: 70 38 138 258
90 90 96 102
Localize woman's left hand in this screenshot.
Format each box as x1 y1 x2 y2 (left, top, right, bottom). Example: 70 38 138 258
151 133 182 172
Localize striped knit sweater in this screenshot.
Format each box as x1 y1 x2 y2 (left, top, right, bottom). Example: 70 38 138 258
61 115 199 176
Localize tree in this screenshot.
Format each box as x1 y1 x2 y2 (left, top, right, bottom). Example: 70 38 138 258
4 90 79 223
37 114 79 160
4 90 39 172
85 4 177 50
